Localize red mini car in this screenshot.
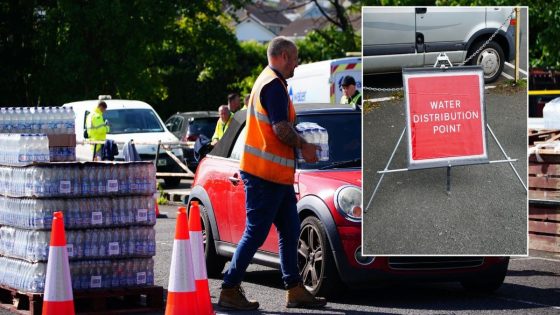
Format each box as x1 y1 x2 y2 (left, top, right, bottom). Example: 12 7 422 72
188 103 509 296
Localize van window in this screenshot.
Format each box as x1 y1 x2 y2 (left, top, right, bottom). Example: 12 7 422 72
104 109 164 134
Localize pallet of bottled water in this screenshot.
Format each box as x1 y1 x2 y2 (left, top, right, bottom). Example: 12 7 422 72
0 226 156 262
295 122 329 162
0 196 156 230
0 256 154 293
0 161 156 197
0 107 75 135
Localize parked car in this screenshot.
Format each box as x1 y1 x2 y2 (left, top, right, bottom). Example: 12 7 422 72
165 111 219 172
188 103 510 296
363 7 516 83
63 97 185 188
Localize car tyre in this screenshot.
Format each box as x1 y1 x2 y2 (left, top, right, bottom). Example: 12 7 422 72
298 216 343 297
468 40 505 83
199 204 227 278
461 258 509 293
163 177 181 188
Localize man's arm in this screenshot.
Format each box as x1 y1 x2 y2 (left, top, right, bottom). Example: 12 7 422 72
272 121 303 148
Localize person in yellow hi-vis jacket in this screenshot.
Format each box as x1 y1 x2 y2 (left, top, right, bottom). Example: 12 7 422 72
86 101 110 160
211 105 232 145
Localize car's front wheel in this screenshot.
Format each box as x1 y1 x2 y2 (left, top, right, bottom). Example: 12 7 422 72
468 40 505 83
297 216 342 297
199 204 227 278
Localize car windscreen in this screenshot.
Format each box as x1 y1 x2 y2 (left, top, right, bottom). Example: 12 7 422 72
104 109 164 134
296 112 361 170
188 117 218 138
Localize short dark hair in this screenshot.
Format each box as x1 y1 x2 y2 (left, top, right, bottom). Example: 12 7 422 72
228 93 239 102
98 101 107 109
267 36 296 58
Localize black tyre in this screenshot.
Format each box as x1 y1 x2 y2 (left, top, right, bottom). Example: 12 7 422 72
297 216 343 297
199 204 227 278
468 40 505 83
163 177 181 188
461 258 509 293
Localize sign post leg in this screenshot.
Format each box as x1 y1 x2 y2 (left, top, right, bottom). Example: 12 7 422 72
365 127 406 213
446 166 451 194
486 124 527 191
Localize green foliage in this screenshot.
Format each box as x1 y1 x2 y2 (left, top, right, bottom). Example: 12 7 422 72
297 26 360 63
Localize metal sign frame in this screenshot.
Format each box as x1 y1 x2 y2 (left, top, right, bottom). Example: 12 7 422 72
403 66 489 170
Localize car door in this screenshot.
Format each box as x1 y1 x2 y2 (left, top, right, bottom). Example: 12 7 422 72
227 127 279 253
362 7 422 73
416 7 486 66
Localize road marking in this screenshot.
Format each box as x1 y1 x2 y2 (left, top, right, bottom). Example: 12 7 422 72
501 71 514 80
496 296 560 310
365 97 395 103
512 256 560 263
505 62 528 76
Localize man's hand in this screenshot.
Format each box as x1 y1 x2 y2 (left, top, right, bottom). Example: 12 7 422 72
301 142 320 163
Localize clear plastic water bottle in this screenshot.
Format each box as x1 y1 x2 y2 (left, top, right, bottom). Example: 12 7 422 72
319 127 329 161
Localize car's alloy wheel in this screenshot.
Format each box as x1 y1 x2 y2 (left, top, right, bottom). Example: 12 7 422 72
297 216 342 296
199 203 227 278
469 40 505 83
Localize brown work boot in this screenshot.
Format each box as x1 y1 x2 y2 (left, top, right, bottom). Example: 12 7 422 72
286 283 327 308
218 285 260 311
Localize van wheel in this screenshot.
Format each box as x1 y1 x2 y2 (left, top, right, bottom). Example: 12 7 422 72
163 177 181 188
200 204 227 278
298 216 343 297
468 40 505 83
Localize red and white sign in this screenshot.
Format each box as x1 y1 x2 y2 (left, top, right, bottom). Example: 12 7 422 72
404 68 487 169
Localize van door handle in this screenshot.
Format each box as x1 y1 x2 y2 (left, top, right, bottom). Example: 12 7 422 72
228 174 241 185
416 8 427 14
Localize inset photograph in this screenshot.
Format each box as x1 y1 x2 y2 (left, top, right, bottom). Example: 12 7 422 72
362 6 528 255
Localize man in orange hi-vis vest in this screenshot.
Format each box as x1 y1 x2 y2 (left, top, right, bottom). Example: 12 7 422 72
218 37 327 311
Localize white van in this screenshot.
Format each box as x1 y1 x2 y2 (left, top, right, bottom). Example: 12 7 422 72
287 57 361 104
62 98 184 187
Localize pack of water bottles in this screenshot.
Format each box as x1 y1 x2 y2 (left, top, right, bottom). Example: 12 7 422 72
0 134 50 164
49 146 76 162
295 122 329 162
0 162 157 197
0 226 156 262
0 106 75 135
0 196 156 230
0 256 154 293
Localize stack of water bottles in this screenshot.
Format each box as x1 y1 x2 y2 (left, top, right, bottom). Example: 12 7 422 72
0 106 75 135
0 106 76 162
0 159 157 293
295 122 330 162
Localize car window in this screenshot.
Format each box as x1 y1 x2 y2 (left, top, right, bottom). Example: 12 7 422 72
167 117 182 132
297 112 361 170
229 127 247 160
104 109 164 134
188 117 219 138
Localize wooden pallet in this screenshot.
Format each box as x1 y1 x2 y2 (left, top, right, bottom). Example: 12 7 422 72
528 201 560 253
0 285 164 315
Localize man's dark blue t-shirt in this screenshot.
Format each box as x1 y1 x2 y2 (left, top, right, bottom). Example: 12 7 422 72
260 67 289 124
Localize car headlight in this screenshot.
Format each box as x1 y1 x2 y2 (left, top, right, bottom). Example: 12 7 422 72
334 185 362 221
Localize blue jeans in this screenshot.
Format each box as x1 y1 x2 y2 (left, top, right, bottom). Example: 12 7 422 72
223 171 301 288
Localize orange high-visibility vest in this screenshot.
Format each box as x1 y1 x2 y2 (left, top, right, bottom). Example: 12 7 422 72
240 67 296 185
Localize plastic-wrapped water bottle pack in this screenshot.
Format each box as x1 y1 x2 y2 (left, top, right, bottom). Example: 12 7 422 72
0 106 75 135
0 162 157 197
0 226 156 262
0 195 156 229
295 122 329 162
0 256 154 293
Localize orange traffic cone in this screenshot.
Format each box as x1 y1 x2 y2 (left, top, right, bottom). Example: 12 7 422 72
42 211 74 315
189 201 214 315
165 207 199 315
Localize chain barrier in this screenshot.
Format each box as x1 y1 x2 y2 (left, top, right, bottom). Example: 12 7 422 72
363 8 516 94
363 86 403 93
